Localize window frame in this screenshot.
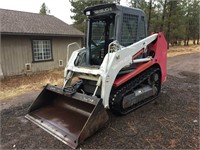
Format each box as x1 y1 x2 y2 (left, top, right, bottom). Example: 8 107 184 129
31 39 53 63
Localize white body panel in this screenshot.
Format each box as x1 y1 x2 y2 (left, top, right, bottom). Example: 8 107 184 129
64 34 158 109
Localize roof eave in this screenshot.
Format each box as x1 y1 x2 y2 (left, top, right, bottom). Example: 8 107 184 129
0 32 84 37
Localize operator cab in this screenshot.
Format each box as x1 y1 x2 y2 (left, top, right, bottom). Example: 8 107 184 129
83 3 147 66
88 14 115 65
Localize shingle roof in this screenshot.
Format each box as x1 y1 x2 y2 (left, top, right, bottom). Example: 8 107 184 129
0 9 84 37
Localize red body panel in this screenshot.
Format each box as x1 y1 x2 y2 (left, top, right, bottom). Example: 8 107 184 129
113 32 167 88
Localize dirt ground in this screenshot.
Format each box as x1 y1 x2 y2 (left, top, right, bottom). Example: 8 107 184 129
0 45 200 149
0 68 64 101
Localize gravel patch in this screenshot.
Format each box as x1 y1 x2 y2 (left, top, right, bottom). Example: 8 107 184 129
1 71 199 149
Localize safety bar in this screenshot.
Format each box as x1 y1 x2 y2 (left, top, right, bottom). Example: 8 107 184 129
66 42 81 64
106 40 121 72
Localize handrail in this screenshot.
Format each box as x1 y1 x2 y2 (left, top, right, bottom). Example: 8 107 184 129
66 42 81 64
106 40 120 72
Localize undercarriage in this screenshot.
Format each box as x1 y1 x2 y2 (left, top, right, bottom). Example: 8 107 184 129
110 65 161 115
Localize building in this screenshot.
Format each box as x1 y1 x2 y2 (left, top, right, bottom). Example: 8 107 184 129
0 9 84 78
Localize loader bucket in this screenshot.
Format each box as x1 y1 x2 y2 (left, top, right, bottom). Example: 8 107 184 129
25 84 108 149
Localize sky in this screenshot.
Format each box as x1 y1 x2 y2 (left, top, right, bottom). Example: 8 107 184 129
0 0 128 25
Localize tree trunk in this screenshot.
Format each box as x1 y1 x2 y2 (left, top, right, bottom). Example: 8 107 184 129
147 0 152 33
186 21 190 46
166 2 173 48
193 39 196 45
184 39 187 46
160 0 167 31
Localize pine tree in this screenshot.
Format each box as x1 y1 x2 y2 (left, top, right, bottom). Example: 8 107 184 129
70 0 199 45
39 3 50 15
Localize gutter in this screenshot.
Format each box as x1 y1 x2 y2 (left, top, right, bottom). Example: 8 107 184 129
0 32 84 38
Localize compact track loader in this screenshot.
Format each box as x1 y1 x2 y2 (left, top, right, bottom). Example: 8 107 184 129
26 3 167 149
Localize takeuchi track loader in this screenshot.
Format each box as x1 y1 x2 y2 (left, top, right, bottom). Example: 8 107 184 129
25 3 167 149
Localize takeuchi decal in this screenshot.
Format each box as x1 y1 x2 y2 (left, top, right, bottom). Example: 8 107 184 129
93 7 113 14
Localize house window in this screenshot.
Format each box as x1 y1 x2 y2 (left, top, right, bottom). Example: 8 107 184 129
32 40 52 62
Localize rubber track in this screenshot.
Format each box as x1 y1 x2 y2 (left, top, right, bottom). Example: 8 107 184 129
109 66 160 115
